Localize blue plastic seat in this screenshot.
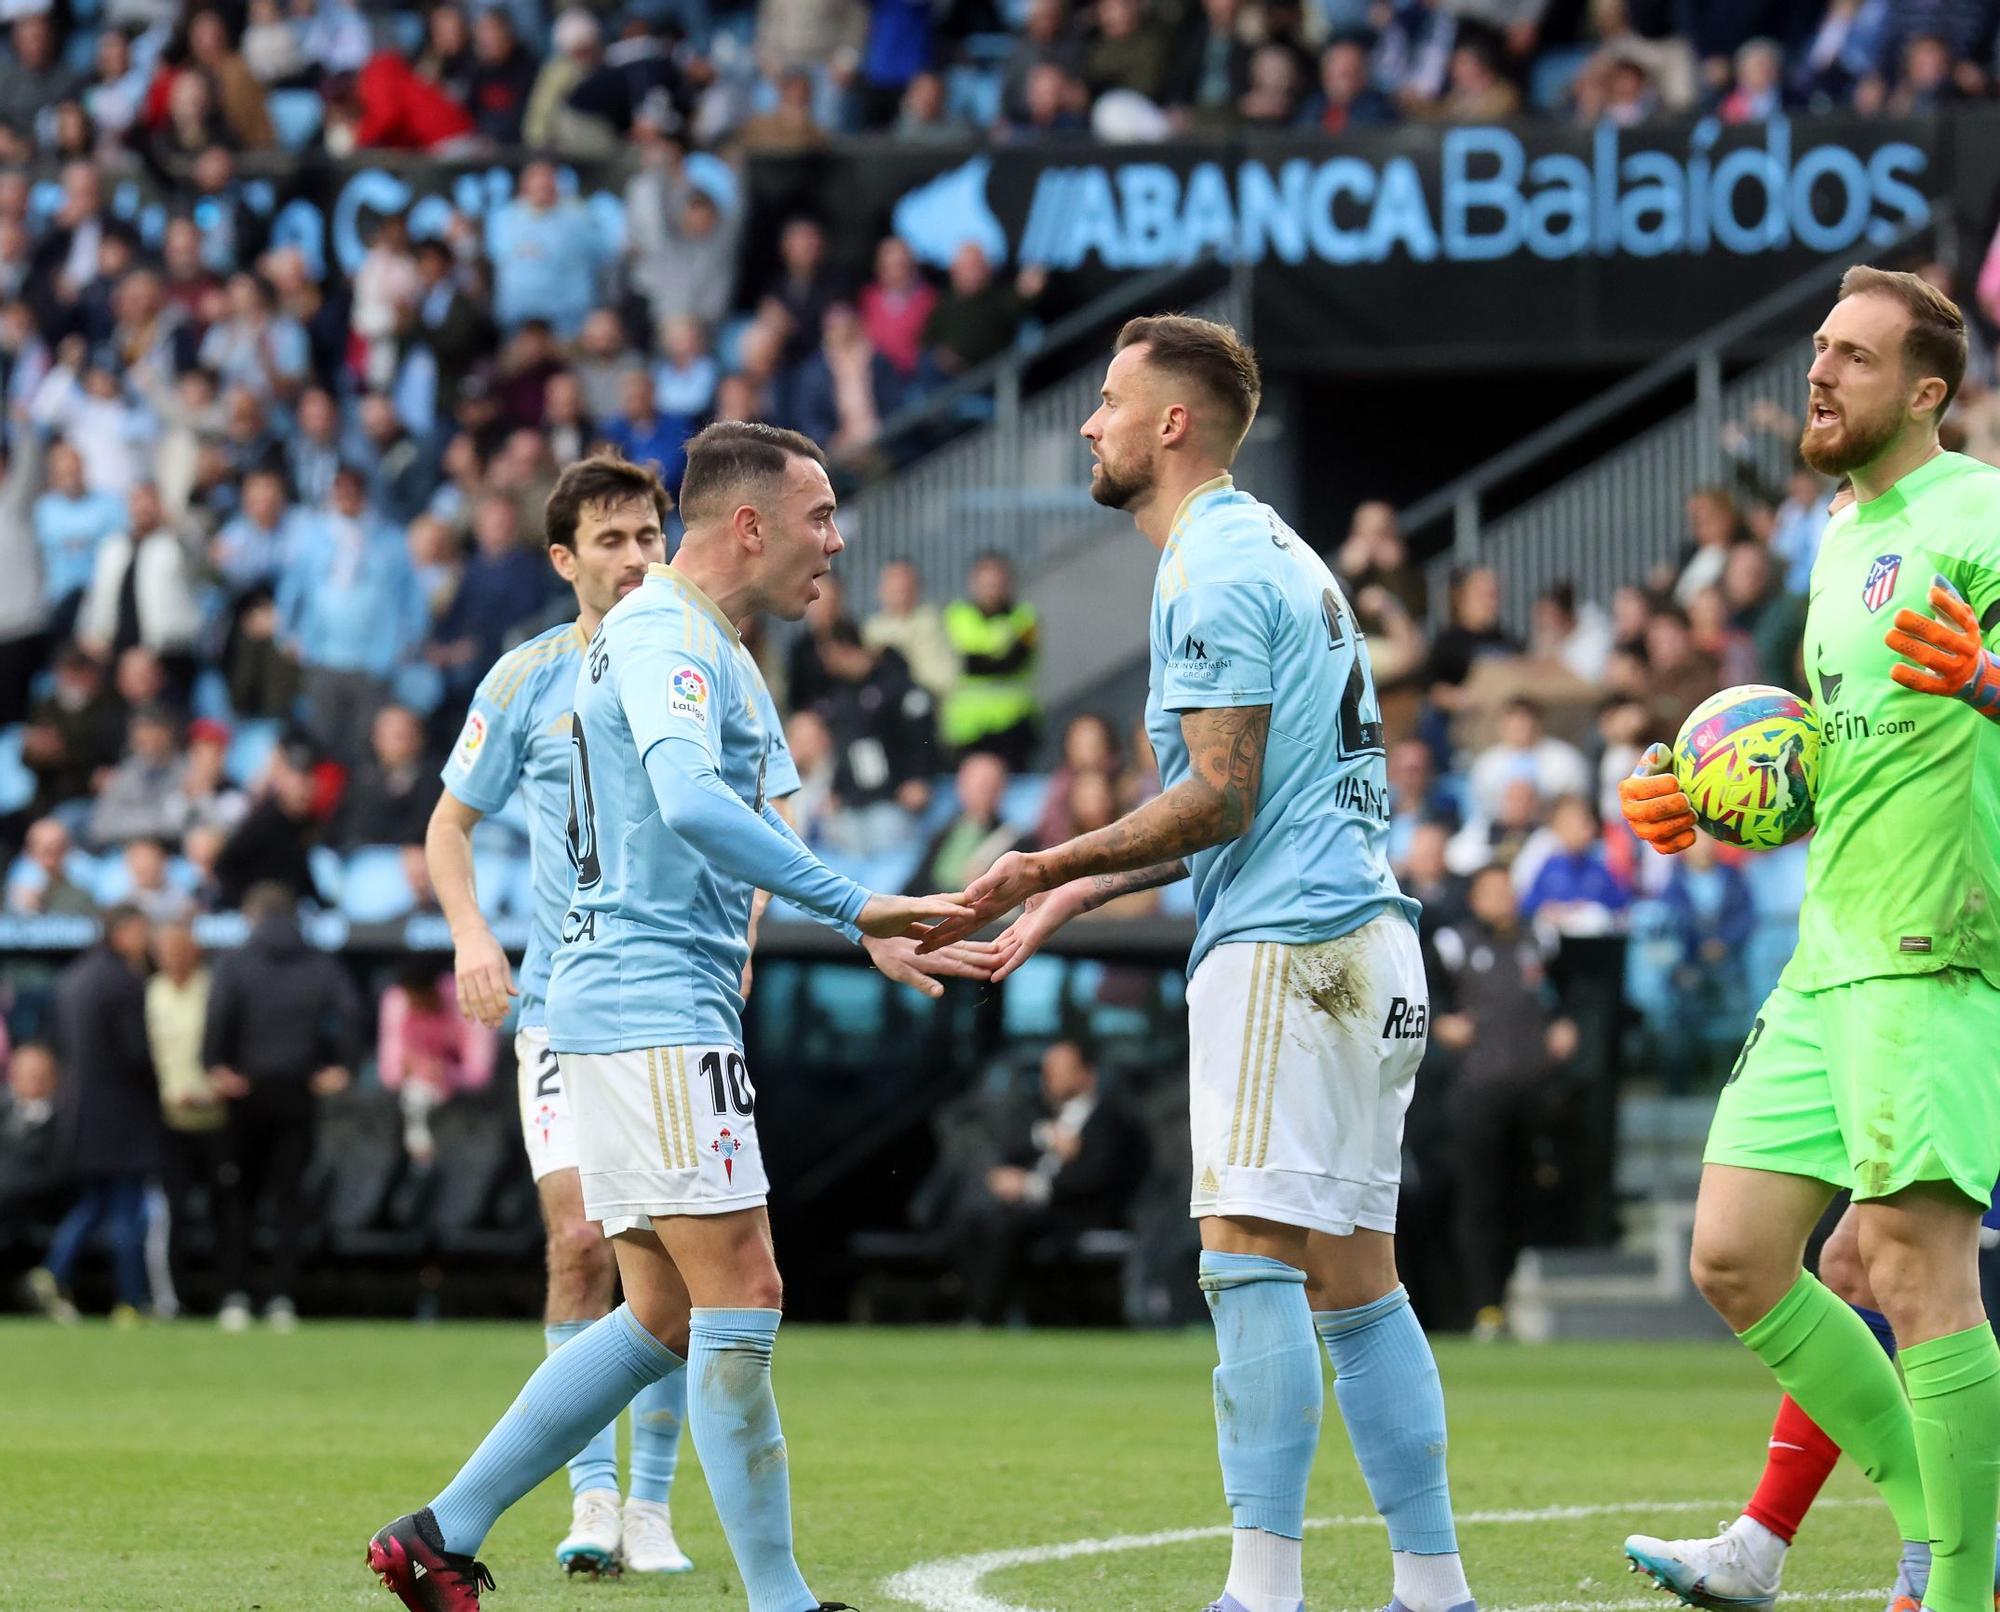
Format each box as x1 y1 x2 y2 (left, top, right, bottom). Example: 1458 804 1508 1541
268 89 325 153
0 726 32 814
190 670 235 724
308 846 347 907
341 845 414 924
225 720 282 787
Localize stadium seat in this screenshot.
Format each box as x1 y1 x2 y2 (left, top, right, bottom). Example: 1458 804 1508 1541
225 720 282 787
308 846 347 907
0 726 31 814
473 845 521 918
1529 46 1593 112
340 846 415 924
309 1090 422 1259
999 774 1050 832
86 853 129 906
267 90 325 153
426 1096 529 1254
190 670 234 724
717 313 757 373
802 963 888 1038
1000 955 1064 1040
945 64 1003 127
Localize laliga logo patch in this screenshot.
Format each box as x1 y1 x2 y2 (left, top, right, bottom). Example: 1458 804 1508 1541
455 710 487 762
712 1126 742 1183
669 665 709 727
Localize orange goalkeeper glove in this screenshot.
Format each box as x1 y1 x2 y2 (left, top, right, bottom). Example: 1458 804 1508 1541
1885 573 2000 720
1617 741 1697 855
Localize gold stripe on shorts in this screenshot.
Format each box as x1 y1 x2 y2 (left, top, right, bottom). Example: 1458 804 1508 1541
645 1048 675 1170
1227 943 1270 1168
1240 945 1280 1166
672 1049 699 1168
1255 947 1290 1168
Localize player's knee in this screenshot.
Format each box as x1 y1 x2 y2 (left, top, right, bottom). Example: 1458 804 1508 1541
737 1268 783 1312
1817 1232 1873 1308
548 1217 611 1282
627 1296 690 1357
1689 1234 1776 1327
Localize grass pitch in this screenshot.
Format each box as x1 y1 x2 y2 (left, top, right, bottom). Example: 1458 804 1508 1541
1 1320 1897 1611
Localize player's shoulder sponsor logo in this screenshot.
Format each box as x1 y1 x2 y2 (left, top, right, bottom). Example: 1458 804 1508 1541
453 709 487 766
669 664 710 727
1169 630 1230 682
1862 553 1902 613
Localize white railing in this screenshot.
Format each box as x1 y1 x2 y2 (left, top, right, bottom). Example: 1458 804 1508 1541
1424 343 1812 626
1397 216 1932 626
838 275 1251 607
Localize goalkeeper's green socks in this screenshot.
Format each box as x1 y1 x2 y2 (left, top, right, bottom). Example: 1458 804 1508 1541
1902 1324 2000 1612
1738 1274 1928 1544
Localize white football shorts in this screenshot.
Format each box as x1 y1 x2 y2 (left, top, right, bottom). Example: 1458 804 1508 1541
558 1043 770 1236
514 1026 578 1183
1187 915 1429 1237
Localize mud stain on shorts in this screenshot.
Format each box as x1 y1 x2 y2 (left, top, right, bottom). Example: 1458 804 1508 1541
1290 933 1369 1028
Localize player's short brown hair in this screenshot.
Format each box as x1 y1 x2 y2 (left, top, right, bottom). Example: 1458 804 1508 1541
677 421 828 527
544 451 673 551
1114 314 1262 456
1837 265 1967 414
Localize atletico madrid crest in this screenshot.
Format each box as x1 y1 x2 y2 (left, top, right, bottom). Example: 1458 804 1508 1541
1863 553 1902 614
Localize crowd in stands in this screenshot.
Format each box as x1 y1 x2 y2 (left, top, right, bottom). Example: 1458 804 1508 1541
1 1 1999 169
11 0 2000 1324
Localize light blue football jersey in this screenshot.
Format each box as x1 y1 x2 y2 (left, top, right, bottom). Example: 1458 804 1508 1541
439 620 590 1030
1146 474 1418 976
547 565 802 1055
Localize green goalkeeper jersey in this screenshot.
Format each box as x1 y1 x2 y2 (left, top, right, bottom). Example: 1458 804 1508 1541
1785 450 2000 994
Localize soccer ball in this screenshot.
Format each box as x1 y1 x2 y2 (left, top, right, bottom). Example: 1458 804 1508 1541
1671 684 1821 851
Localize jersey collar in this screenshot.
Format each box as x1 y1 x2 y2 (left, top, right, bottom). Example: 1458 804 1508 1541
1168 473 1234 542
648 563 742 645
1851 449 1958 523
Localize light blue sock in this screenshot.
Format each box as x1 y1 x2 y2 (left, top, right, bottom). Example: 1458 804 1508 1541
687 1308 815 1612
546 1321 621 1498
429 1305 681 1556
628 1363 686 1504
1199 1251 1322 1540
1316 1286 1459 1555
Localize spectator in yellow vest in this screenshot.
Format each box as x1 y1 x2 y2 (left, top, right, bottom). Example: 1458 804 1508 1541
942 552 1040 768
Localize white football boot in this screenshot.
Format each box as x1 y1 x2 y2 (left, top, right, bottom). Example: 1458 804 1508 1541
620 1497 694 1574
555 1488 622 1576
1624 1518 1784 1611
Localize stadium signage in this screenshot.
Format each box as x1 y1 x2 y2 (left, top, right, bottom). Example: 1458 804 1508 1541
746 110 1977 366
903 120 1928 275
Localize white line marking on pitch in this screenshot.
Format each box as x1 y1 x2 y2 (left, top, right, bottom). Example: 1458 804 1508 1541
880 1496 1884 1612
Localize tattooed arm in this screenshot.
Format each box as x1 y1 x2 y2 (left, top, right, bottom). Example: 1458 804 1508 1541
917 705 1269 952
1036 704 1270 887
1078 859 1189 911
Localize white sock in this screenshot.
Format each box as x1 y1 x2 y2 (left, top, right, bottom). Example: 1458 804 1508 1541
1728 1514 1788 1578
1391 1549 1473 1611
1224 1527 1303 1612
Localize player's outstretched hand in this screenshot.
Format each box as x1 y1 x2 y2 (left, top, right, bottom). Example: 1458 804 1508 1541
1886 573 2000 712
915 850 1049 952
990 886 1084 982
1618 741 1696 855
861 934 1005 999
855 890 976 939
455 927 519 1028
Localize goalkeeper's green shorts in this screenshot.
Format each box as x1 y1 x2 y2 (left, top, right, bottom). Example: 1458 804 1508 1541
1702 970 2000 1206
